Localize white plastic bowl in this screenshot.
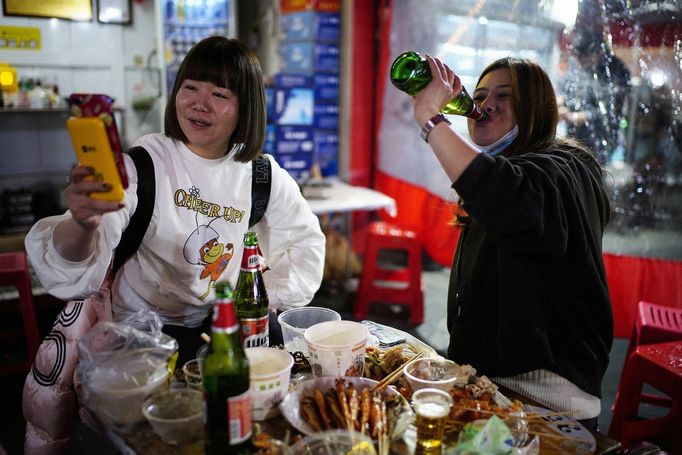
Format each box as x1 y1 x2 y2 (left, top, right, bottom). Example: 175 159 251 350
245 347 294 420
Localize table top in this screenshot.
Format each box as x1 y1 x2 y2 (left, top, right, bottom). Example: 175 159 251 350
101 324 622 454
303 179 397 217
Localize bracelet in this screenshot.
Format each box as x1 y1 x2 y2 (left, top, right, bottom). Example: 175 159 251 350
420 113 451 143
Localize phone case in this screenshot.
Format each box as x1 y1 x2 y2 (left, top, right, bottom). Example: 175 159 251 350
67 117 125 202
67 93 129 189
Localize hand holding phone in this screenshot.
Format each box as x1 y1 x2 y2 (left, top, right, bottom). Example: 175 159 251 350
67 117 125 202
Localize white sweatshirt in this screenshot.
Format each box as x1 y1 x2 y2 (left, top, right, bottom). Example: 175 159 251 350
25 133 326 327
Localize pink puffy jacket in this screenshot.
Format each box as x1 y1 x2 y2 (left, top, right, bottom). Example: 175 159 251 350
23 286 111 455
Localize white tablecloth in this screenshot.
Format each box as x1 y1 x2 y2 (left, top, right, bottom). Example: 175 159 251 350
303 179 397 217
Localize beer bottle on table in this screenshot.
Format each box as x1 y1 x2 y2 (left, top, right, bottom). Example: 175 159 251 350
203 281 252 455
390 50 489 121
234 231 269 348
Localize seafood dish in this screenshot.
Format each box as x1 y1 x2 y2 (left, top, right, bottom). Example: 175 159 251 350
278 376 413 441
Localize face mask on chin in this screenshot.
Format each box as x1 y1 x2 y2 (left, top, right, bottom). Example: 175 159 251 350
477 125 519 157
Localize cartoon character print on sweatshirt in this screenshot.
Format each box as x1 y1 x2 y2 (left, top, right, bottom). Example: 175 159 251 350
178 185 245 300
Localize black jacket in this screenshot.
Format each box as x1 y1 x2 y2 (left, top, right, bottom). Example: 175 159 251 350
448 148 613 398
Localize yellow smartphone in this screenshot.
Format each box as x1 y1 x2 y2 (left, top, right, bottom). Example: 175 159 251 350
66 116 124 202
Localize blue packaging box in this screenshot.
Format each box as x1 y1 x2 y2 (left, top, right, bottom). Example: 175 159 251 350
280 11 340 43
274 73 339 101
264 123 277 154
314 129 338 176
313 103 339 130
276 151 314 182
276 126 315 154
279 42 340 74
270 87 315 125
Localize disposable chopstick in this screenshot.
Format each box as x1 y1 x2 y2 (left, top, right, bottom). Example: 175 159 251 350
450 406 571 420
371 351 425 393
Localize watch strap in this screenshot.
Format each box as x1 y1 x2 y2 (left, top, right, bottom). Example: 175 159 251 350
420 113 451 143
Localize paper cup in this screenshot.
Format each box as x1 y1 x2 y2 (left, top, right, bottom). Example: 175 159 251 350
278 307 341 356
304 320 369 377
245 347 294 420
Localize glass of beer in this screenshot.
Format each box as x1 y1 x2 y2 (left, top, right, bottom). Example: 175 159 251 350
412 387 453 452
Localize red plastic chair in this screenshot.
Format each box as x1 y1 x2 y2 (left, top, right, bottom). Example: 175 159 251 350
608 341 682 451
353 221 424 325
0 251 40 374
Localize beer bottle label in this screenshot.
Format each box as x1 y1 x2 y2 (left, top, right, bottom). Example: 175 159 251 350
240 314 269 348
212 298 238 333
227 389 253 445
240 245 259 271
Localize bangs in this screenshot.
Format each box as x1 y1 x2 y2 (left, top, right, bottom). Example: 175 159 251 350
181 39 243 91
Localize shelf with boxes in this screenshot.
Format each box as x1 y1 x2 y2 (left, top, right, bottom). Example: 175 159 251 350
266 0 341 183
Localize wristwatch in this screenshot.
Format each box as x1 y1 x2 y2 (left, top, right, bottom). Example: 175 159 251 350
420 113 451 143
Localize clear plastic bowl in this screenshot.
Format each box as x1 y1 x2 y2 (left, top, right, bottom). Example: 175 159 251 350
288 429 377 455
142 388 204 445
404 357 460 393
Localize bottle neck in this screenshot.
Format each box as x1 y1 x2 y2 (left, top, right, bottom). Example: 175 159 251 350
212 299 239 334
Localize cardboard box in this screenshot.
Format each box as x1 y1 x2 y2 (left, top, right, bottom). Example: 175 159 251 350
264 123 277 154
276 151 314 182
274 73 339 101
279 0 340 13
276 125 314 154
280 12 340 43
279 42 340 74
314 129 338 176
313 103 338 130
270 87 314 126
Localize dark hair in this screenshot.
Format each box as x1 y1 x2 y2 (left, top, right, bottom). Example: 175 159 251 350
477 57 560 157
164 36 266 162
453 57 596 227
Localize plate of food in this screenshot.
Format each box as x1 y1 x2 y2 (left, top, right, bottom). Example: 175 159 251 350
278 376 413 442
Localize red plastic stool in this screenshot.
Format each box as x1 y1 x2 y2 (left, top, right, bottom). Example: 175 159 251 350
353 221 423 325
0 251 40 374
627 301 682 357
608 341 682 451
624 301 682 408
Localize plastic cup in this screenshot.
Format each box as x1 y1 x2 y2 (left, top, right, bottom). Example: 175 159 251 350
304 320 369 377
278 307 341 356
182 358 203 390
412 387 453 451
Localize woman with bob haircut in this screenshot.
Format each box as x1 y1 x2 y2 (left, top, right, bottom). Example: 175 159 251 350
407 56 613 429
25 36 326 360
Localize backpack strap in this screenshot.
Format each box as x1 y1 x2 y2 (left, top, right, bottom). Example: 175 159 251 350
249 155 271 228
112 146 155 274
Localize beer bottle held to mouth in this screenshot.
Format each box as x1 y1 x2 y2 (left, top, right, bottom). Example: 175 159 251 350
234 231 269 348
390 51 489 122
203 281 252 454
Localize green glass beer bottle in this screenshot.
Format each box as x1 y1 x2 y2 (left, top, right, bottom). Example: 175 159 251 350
234 231 269 348
203 281 252 455
390 51 489 121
